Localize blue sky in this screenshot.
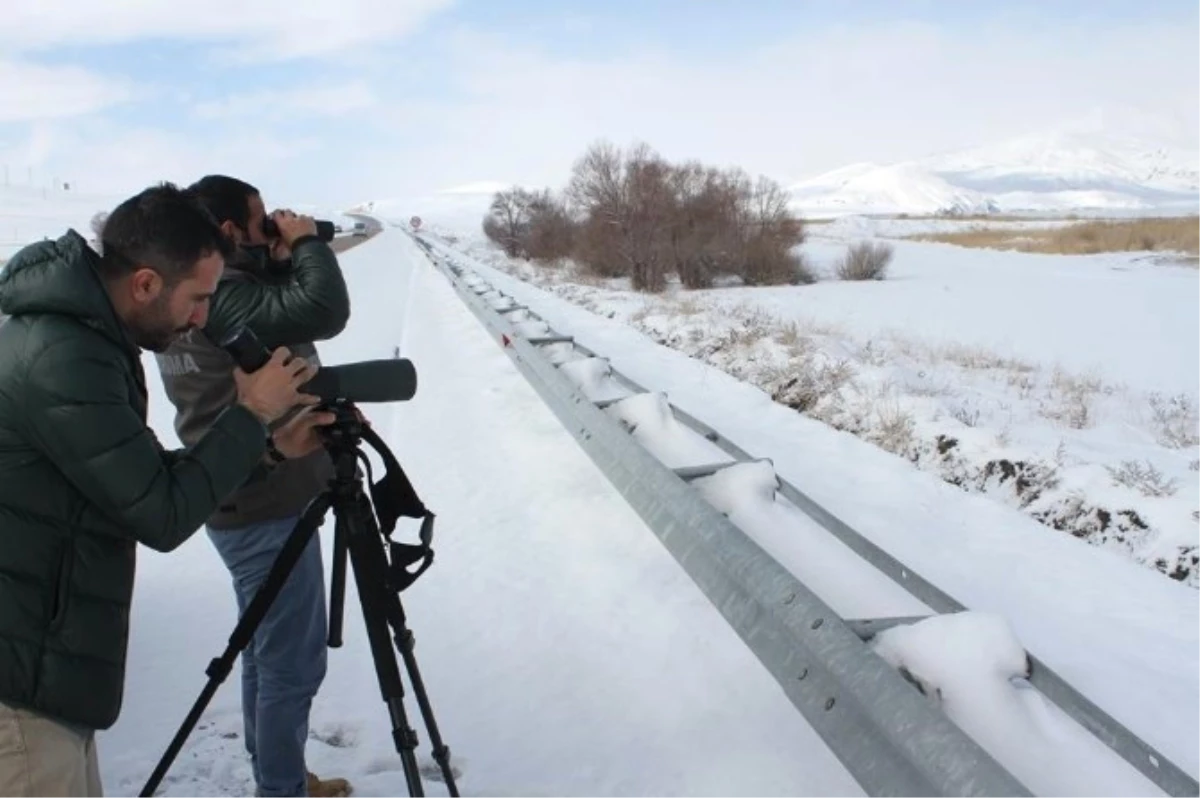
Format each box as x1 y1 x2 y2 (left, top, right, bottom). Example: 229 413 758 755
0 0 1195 209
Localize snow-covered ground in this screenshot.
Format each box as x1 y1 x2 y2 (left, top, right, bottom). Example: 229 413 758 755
413 228 1199 794
3 174 1196 794
99 230 866 797
428 216 1200 591
0 209 1169 797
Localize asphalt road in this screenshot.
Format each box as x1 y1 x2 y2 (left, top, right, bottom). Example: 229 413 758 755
329 230 376 253
328 213 385 254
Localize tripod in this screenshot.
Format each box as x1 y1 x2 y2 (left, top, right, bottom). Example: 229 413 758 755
141 401 458 797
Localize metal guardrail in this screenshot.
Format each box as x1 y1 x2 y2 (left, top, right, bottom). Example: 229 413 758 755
558 316 1200 798
408 232 1198 797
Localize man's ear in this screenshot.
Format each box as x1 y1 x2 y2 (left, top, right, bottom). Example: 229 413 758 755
220 219 241 244
129 267 163 302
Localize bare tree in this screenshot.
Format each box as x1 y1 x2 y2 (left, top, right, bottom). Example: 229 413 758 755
738 175 807 285
665 161 708 286
667 163 745 288
510 139 813 293
565 141 625 275
524 189 576 262
565 141 625 219
622 143 673 291
572 215 626 278
566 140 674 291
482 188 533 257
565 141 628 278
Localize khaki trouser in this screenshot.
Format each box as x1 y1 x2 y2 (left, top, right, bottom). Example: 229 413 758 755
0 701 102 797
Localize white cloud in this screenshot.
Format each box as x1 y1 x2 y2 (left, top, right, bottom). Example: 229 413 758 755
0 0 455 61
1 12 1195 213
353 18 1199 198
437 180 515 195
0 59 135 122
0 119 322 198
192 83 378 120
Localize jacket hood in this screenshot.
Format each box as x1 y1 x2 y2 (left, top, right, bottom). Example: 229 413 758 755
0 229 133 350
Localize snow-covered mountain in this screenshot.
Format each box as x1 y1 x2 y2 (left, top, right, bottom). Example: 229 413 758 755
789 162 999 216
790 126 1199 216
926 130 1197 195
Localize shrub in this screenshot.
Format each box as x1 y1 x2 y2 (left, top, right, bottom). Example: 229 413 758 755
837 241 893 280
524 190 575 262
481 140 810 293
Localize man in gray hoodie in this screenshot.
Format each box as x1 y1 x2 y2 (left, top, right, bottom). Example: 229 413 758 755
154 175 353 798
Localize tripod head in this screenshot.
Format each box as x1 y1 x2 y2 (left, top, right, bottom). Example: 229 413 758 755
316 399 369 454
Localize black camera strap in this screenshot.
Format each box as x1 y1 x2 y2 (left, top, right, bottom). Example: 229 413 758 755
359 423 436 593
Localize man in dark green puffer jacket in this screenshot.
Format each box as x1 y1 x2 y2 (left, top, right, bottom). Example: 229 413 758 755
0 183 335 797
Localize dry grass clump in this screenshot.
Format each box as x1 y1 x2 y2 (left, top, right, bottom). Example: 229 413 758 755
1105 460 1179 497
909 216 1199 256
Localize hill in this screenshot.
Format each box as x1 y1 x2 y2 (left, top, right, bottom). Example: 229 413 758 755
789 125 1198 216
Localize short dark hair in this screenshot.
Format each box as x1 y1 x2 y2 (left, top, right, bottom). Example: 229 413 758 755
188 174 260 234
97 182 234 284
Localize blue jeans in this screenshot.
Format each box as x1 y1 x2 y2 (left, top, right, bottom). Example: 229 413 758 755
208 516 328 797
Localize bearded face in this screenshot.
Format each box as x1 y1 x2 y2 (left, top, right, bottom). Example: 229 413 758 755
127 286 194 353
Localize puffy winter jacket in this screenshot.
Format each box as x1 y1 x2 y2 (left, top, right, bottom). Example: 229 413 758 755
155 237 349 529
0 229 268 730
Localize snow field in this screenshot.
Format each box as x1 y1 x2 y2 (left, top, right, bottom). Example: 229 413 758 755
436 236 1192 796
419 230 1198 791
444 224 1200 588
1 177 1193 795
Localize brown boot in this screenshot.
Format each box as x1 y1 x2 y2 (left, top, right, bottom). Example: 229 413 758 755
307 771 352 797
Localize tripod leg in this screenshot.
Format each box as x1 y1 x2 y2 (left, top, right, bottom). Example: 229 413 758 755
328 514 348 647
341 492 425 797
140 492 332 797
385 595 460 797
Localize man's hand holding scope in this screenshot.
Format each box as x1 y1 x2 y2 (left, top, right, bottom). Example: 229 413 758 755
233 346 338 461
234 345 320 424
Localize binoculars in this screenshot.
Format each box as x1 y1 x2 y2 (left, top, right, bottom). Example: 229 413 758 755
261 215 336 242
